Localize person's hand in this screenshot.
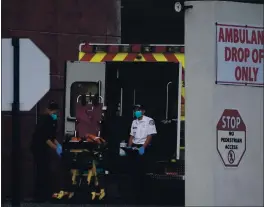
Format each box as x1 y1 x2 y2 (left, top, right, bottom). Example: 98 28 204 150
138 146 145 155
56 144 62 157
57 143 62 149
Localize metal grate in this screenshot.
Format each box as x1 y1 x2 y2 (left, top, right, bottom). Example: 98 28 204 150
146 173 185 180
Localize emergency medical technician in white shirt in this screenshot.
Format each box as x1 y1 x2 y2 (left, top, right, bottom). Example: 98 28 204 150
127 104 157 203
128 104 157 155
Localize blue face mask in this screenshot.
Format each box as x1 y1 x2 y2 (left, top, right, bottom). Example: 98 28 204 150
134 111 142 119
50 113 58 120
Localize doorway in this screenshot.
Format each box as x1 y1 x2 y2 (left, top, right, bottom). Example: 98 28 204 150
105 62 179 161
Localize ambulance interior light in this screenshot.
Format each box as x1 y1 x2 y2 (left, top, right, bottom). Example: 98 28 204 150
167 46 181 53
95 45 107 53
142 46 152 53
120 45 131 53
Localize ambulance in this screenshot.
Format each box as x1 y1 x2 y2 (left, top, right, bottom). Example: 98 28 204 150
64 43 185 167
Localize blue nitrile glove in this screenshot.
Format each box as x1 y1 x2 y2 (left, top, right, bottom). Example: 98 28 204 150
138 146 145 155
56 144 62 156
50 113 58 120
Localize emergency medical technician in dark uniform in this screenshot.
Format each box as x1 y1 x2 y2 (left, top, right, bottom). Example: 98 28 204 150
31 101 62 202
127 104 157 202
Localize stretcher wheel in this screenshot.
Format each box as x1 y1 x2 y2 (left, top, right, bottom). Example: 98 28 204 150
90 188 106 202
51 191 74 201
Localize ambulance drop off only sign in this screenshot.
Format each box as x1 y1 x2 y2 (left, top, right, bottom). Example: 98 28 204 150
216 23 264 86
217 109 246 167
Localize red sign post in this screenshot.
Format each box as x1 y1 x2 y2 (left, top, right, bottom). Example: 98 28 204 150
217 109 246 167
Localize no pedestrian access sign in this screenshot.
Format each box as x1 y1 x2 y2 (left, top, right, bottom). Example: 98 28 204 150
217 109 246 167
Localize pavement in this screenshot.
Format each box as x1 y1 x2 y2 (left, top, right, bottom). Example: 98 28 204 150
2 203 181 207
2 174 184 206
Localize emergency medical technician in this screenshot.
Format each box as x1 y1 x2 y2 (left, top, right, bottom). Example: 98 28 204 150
31 101 62 202
127 104 157 203
128 104 157 152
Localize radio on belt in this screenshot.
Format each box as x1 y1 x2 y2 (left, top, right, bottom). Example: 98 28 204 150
217 109 246 167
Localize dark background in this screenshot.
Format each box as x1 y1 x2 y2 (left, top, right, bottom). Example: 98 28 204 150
1 0 184 200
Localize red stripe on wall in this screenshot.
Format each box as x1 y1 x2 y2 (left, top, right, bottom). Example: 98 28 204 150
124 53 138 61
81 53 94 61
164 53 179 62
143 53 156 62
181 96 185 104
102 53 117 62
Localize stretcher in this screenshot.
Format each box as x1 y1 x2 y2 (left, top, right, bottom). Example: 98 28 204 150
52 94 108 202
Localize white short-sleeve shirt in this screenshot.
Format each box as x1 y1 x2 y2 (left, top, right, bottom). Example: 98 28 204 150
130 115 157 145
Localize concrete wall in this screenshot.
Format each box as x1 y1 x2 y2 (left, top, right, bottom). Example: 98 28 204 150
185 1 263 206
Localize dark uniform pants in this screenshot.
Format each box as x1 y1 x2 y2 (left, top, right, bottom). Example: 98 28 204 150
129 144 151 203
33 151 52 201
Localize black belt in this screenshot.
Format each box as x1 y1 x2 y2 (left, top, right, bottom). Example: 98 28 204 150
132 143 143 148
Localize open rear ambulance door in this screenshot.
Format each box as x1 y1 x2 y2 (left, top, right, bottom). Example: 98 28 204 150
64 61 106 136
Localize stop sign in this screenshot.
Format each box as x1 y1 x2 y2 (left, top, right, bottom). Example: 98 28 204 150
217 109 246 167
1 39 50 111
